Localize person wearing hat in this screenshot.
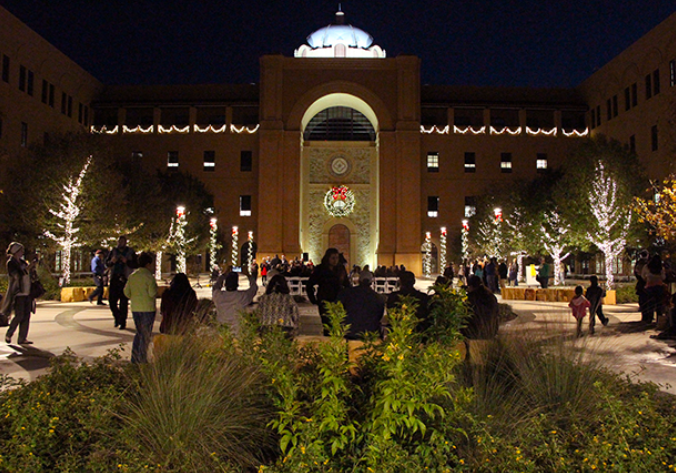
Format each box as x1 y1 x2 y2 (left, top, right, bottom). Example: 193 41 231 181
337 270 384 340
88 249 107 305
1 242 39 345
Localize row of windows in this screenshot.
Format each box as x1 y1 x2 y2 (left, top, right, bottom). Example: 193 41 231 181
592 65 673 129
131 150 254 172
426 196 479 218
426 152 548 174
1 52 89 126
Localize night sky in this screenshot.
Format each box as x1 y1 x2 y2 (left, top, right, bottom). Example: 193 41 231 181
1 0 674 88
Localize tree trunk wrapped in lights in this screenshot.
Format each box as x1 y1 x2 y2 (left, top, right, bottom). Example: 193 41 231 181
541 209 571 287
586 161 631 290
422 232 432 277
167 207 194 275
44 156 92 286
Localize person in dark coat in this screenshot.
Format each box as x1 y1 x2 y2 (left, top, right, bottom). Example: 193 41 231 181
585 275 609 334
463 275 499 339
337 271 384 340
2 242 39 345
160 273 198 335
386 271 430 333
306 248 350 335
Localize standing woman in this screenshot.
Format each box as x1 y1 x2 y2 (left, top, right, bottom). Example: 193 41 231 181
306 248 350 336
2 242 38 345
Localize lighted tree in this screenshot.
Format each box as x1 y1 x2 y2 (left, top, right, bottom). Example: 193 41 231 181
422 232 433 277
44 156 92 285
586 161 632 290
634 174 676 242
209 218 222 272
475 213 503 258
504 206 534 283
540 209 572 286
167 206 195 274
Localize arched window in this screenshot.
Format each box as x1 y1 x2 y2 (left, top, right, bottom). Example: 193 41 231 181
304 106 376 141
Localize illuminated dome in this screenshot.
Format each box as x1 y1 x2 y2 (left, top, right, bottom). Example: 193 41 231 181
295 10 386 58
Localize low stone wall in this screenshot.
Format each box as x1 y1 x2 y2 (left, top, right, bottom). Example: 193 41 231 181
501 287 616 305
60 285 168 302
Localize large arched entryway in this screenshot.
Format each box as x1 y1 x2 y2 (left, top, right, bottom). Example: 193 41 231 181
299 93 380 268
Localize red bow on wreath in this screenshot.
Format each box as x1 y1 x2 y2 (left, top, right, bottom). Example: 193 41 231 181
332 186 348 200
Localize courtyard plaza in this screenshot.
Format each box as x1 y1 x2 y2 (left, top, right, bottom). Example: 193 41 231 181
1 276 675 394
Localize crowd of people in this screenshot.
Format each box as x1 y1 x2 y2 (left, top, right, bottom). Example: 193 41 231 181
4 236 676 362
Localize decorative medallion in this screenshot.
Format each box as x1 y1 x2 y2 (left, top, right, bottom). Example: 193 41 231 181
329 155 350 176
324 185 356 217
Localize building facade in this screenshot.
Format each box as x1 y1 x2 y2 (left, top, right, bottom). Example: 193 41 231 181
1 7 675 274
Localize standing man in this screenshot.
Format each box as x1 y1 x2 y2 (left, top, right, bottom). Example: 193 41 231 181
123 252 157 363
387 271 430 333
88 250 106 305
536 257 550 289
106 236 137 330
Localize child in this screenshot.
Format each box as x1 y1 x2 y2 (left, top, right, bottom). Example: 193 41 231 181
569 285 591 337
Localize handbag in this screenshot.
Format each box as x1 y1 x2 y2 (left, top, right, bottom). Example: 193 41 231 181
30 280 46 299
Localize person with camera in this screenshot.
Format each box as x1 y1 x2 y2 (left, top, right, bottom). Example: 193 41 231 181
105 236 137 330
212 265 258 337
2 242 40 345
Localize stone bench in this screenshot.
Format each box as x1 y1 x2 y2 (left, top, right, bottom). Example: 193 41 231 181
501 286 616 304
60 285 168 302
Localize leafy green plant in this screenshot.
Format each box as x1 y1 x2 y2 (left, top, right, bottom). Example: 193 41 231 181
615 283 639 304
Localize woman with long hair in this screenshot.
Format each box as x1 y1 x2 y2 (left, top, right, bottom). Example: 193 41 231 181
305 248 350 335
159 273 198 335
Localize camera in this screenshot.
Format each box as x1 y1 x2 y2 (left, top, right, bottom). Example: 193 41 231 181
232 266 242 273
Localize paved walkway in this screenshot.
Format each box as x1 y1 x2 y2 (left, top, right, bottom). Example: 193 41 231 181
1 282 675 394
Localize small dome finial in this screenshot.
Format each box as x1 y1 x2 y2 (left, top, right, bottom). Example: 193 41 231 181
336 4 345 24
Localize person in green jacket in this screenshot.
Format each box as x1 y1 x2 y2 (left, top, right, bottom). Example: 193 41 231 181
123 252 158 363
536 257 550 289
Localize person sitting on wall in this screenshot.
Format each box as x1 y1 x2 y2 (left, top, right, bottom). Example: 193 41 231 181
386 271 430 333
337 271 384 340
212 266 259 337
463 275 499 340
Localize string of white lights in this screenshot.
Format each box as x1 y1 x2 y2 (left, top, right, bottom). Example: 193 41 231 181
489 126 522 135
454 125 486 135
90 125 119 134
418 125 589 137
562 128 589 137
123 125 154 134
420 125 450 134
525 127 557 136
158 125 191 134
230 124 260 134
194 124 228 133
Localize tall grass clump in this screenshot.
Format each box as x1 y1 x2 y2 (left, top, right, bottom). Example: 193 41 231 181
458 330 676 471
121 332 275 472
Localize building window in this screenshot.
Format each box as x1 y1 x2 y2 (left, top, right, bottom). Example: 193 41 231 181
651 125 658 151
645 73 652 99
500 153 512 173
203 150 215 171
596 105 601 126
167 151 179 168
26 70 33 96
612 95 618 117
671 60 676 87
20 122 27 147
632 83 638 107
653 69 660 95
61 92 67 114
67 96 73 117
464 196 476 218
624 87 630 111
0 117 3 139
240 150 252 172
41 80 48 104
427 196 439 218
19 65 26 91
606 98 612 121
427 152 439 172
1 55 9 83
629 135 636 153
536 153 548 172
464 152 476 173
240 195 252 217
84 105 89 125
590 109 596 129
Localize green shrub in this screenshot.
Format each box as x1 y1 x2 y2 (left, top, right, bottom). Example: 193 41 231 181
615 283 639 304
0 349 140 472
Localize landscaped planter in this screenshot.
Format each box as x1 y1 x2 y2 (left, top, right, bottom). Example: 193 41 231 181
499 287 617 305
60 285 167 302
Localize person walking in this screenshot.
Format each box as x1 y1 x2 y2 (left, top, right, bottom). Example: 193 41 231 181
106 236 137 330
306 248 350 336
123 252 157 363
641 254 666 324
536 257 550 288
2 242 39 345
88 249 106 305
585 276 609 334
569 286 591 338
